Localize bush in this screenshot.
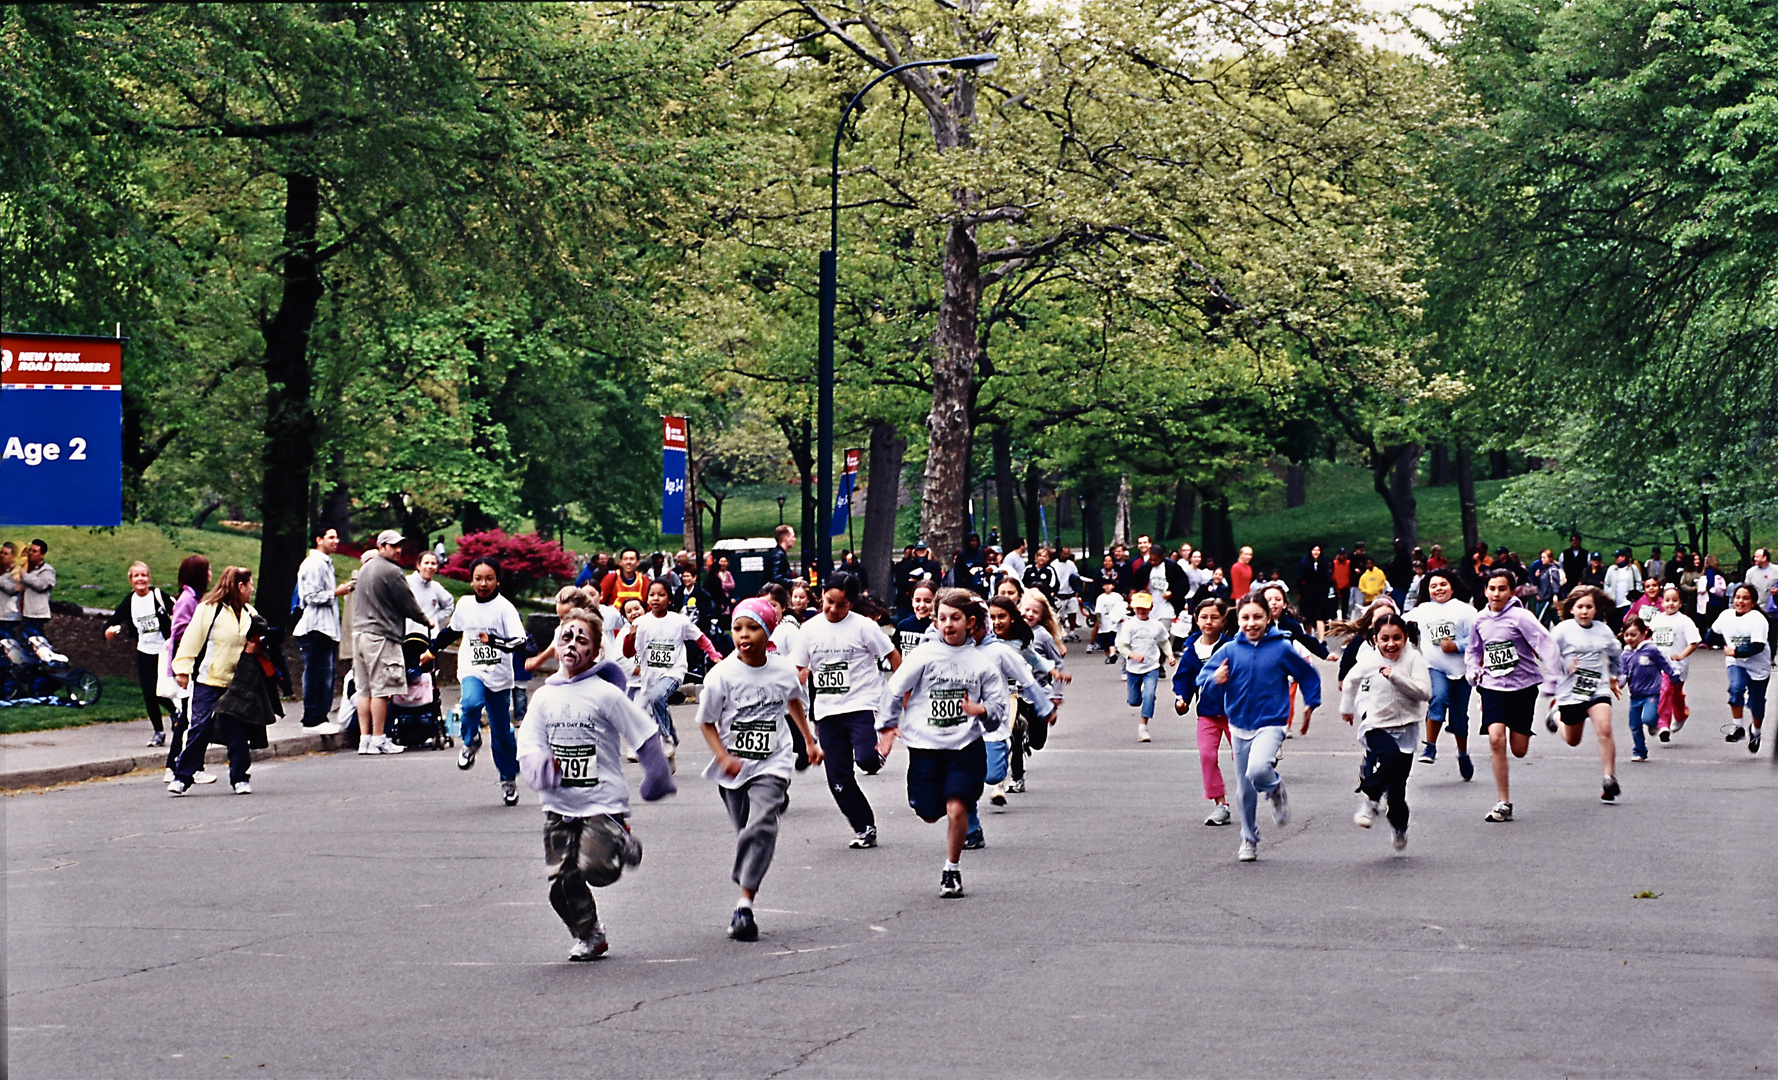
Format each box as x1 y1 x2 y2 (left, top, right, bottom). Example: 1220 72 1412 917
441 530 575 599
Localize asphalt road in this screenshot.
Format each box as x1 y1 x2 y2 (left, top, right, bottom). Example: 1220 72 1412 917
8 640 1776 1078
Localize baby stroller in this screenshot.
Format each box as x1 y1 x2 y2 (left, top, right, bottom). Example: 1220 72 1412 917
0 623 101 707
334 631 450 749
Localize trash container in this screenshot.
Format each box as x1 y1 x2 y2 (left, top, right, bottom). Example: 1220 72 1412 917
714 538 778 603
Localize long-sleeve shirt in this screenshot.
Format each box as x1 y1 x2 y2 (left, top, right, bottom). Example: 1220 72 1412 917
0 569 20 620
293 550 342 641
1465 598 1559 695
20 561 54 619
1339 643 1432 733
1551 619 1624 704
1196 627 1323 732
1115 617 1171 675
1621 641 1675 699
165 585 199 678
880 639 1007 750
351 555 427 641
171 602 261 688
977 637 1054 724
1172 632 1230 716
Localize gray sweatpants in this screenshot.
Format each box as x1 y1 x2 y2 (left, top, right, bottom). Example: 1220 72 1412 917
720 774 791 893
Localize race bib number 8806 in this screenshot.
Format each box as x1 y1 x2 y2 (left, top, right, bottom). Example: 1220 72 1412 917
929 687 966 727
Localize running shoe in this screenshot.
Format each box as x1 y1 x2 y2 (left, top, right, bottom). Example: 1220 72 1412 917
1138 723 1151 743
1631 750 1648 762
502 781 519 807
568 924 609 961
148 731 166 747
167 779 191 797
728 907 759 942
375 737 405 755
192 772 217 784
1204 804 1231 826
962 829 985 850
1601 775 1620 802
1457 753 1475 782
1725 725 1746 743
1005 778 1025 794
1104 654 1116 665
989 787 1007 807
1270 780 1291 827
1545 713 1558 733
232 780 251 795
1391 828 1408 852
163 768 175 784
458 740 479 770
1750 729 1762 754
1353 797 1378 829
358 737 376 755
848 826 877 849
1657 728 1670 743
940 869 964 898
1674 713 1688 732
1484 801 1513 822
1417 742 1436 764
619 828 643 868
1236 840 1258 862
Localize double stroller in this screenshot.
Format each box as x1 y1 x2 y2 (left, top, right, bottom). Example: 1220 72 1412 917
336 631 451 749
0 623 102 707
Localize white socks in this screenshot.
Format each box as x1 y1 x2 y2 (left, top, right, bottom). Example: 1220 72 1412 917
735 897 752 910
944 861 960 872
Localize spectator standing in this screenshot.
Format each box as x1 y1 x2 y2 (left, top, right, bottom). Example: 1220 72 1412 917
407 550 455 634
169 566 260 795
103 561 174 746
161 556 211 782
19 538 54 631
1743 548 1778 658
351 530 431 756
1559 534 1588 599
600 547 652 610
1644 547 1667 586
1230 546 1256 599
765 525 799 589
1002 538 1029 585
0 542 21 622
294 526 353 730
1603 548 1641 629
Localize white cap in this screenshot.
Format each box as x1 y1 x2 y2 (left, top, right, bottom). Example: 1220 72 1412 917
376 529 405 547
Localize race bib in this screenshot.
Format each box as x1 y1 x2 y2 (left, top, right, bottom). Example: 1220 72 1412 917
1573 667 1601 695
1358 676 1373 694
135 614 161 637
469 641 501 667
1429 621 1454 644
550 744 598 788
929 687 966 727
727 720 775 761
813 660 850 696
1653 627 1676 648
646 641 676 669
1483 640 1518 676
1730 635 1751 651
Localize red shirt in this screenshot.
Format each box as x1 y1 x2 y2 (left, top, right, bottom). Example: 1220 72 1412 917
1331 557 1351 590
1231 560 1255 597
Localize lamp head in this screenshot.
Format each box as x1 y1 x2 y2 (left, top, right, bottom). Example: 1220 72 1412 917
947 53 999 73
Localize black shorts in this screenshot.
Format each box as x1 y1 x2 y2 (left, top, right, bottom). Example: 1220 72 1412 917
905 740 987 822
1479 686 1540 736
1558 698 1611 726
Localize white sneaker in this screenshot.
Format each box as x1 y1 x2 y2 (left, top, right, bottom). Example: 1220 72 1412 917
1270 780 1291 827
1354 797 1378 829
311 720 346 736
167 779 191 797
232 780 252 795
163 768 175 783
1138 723 1152 743
192 771 218 785
1237 840 1258 862
358 736 375 755
1203 804 1231 826
568 922 609 962
375 737 406 755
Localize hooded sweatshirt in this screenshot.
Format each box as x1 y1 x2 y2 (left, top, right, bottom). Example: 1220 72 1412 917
1464 597 1559 696
1621 640 1676 699
1196 626 1323 732
1339 642 1433 733
880 639 1008 750
1172 631 1230 716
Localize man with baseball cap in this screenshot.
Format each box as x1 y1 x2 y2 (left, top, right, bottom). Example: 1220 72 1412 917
351 530 431 755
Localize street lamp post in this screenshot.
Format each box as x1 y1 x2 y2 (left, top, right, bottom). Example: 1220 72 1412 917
818 52 998 587
776 494 786 526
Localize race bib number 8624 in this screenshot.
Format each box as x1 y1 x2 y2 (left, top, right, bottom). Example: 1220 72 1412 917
1484 640 1518 676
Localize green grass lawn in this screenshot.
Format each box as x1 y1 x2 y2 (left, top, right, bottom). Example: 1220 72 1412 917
0 678 147 734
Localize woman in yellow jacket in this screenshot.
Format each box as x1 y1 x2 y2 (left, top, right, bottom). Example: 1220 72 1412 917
169 567 259 795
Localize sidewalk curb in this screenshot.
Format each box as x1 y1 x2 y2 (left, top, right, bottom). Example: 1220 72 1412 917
1 730 356 792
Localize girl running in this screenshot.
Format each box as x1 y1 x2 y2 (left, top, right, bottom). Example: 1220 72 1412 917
1465 569 1560 823
1551 585 1624 801
969 598 1054 844
1117 593 1171 742
879 589 1009 898
1172 597 1233 825
1340 611 1430 851
1094 578 1127 663
516 608 675 961
1262 583 1328 733
896 580 937 655
1198 596 1323 861
1020 589 1070 752
1648 585 1700 740
1710 583 1771 751
628 579 723 769
791 570 901 849
697 599 822 941
1618 616 1674 762
439 557 528 805
1405 569 1477 779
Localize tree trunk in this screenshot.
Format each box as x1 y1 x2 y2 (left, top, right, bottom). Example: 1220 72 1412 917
259 172 325 629
320 447 350 537
1284 463 1306 508
861 419 906 603
1169 479 1196 537
1153 498 1167 546
1218 495 1236 567
1456 443 1479 553
1200 490 1221 564
1384 443 1420 550
991 425 1018 545
1057 488 1075 530
1112 475 1132 547
709 494 725 546
1427 444 1450 487
1488 449 1509 480
1024 461 1042 551
1082 484 1104 560
193 497 225 530
1677 507 1699 554
919 221 983 571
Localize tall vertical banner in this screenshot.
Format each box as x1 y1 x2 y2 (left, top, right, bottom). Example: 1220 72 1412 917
1 333 123 527
830 447 860 537
661 416 687 536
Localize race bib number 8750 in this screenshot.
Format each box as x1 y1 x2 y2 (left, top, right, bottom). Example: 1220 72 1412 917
813 660 849 696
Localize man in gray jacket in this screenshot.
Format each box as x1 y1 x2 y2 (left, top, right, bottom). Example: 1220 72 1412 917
20 539 55 631
352 530 430 755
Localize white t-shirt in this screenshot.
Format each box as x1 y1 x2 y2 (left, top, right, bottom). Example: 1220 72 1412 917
129 591 166 655
1053 559 1080 596
1646 610 1700 680
697 654 801 788
791 611 895 718
407 572 456 633
1115 617 1170 675
1745 565 1778 612
1094 592 1128 635
516 671 659 817
1713 609 1772 681
882 639 1008 750
449 594 525 692
632 610 704 686
1002 551 1027 582
1406 599 1476 678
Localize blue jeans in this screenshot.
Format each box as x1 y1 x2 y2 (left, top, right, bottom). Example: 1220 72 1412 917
297 632 338 726
1125 669 1160 720
173 682 251 785
1428 668 1471 739
1628 694 1658 755
1726 666 1769 722
459 675 517 782
640 675 682 746
1231 725 1288 844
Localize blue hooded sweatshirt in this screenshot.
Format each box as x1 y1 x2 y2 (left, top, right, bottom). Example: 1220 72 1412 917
1172 631 1231 717
1196 626 1323 731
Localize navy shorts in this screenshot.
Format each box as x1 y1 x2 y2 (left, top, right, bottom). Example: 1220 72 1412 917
905 740 987 822
1479 686 1540 736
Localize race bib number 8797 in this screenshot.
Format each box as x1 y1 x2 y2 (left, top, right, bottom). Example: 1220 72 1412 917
551 744 597 787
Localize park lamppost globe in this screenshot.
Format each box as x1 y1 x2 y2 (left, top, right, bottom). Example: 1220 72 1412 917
816 53 998 583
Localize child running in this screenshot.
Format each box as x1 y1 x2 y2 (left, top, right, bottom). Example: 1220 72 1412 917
516 609 676 961
896 580 937 655
1404 569 1478 780
1172 597 1233 826
880 589 1008 898
1466 569 1560 823
1340 612 1431 852
1094 578 1127 664
1117 592 1171 742
1618 615 1674 762
1648 585 1699 741
696 598 822 941
628 580 723 769
1198 596 1323 862
1551 585 1624 801
439 557 527 805
1710 583 1771 751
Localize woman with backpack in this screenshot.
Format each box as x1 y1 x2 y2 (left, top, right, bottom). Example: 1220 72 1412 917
103 561 174 747
169 566 260 796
